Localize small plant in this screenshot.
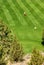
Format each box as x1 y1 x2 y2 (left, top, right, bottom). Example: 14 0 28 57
29 49 44 65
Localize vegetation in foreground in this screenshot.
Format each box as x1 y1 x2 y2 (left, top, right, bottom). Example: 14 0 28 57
0 21 23 65
29 49 44 65
0 21 44 65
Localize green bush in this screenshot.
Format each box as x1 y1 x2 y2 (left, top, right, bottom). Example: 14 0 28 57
29 49 44 65
0 21 23 64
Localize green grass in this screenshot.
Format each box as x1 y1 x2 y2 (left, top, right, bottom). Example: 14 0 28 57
0 0 44 53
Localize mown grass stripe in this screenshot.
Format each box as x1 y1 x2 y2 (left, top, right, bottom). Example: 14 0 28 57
2 0 33 41
40 0 44 3
17 0 35 25
2 5 15 27
30 0 44 26
22 0 42 25
12 2 40 39
31 0 44 14
11 2 35 39
22 0 44 27
18 1 42 40
17 0 41 28
26 0 44 20
17 0 38 26
12 0 35 28
3 0 32 40
36 0 44 8
15 0 41 41
0 7 9 24
3 0 21 27
7 0 28 26
0 7 15 34
20 1 42 38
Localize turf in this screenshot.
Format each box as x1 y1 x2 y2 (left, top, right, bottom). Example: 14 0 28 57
0 0 44 53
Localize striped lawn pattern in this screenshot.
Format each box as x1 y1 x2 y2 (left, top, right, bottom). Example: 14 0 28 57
0 0 44 53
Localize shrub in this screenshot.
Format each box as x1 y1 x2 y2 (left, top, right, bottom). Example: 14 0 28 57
9 36 24 62
29 49 44 65
0 21 23 64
